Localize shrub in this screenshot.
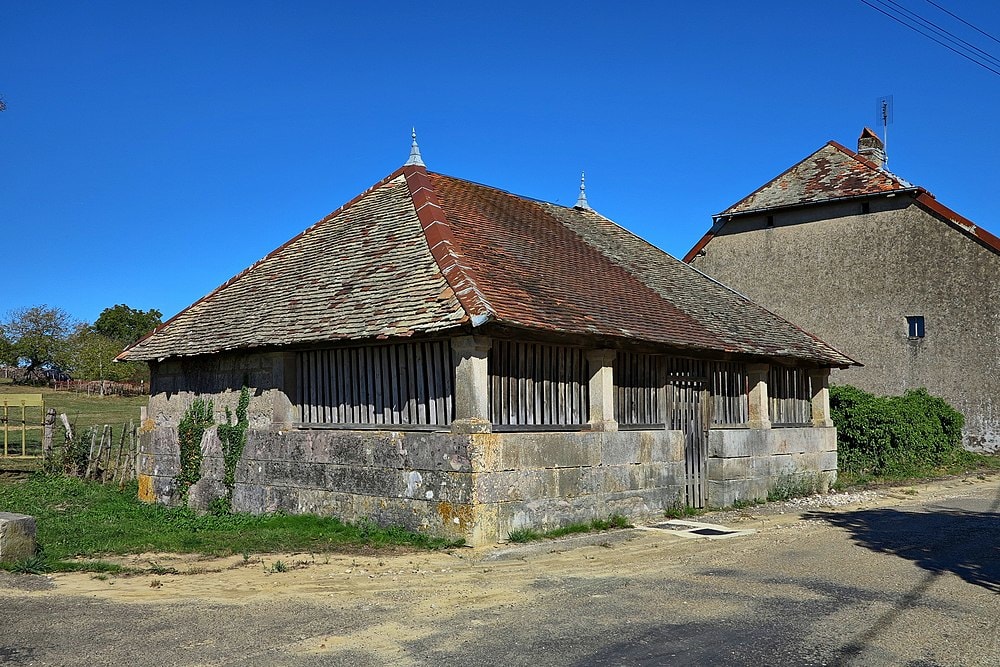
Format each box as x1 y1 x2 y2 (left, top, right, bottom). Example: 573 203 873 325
176 397 214 498
830 385 965 479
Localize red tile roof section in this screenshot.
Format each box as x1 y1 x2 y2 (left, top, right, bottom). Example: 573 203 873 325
429 172 727 351
402 166 494 322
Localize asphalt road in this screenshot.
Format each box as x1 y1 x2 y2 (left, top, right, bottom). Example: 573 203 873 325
2 477 998 666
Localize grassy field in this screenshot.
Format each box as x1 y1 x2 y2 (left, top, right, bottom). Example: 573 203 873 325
0 475 463 573
0 380 145 456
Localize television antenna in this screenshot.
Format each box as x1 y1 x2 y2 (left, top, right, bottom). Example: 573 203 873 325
875 95 893 163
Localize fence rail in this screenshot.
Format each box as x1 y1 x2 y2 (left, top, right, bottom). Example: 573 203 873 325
1 394 44 458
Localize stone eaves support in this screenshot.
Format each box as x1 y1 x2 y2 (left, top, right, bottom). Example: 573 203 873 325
451 336 492 434
747 363 771 429
586 349 618 432
810 368 834 428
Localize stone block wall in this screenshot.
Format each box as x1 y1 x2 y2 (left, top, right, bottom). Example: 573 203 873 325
467 430 685 545
138 426 685 546
706 427 837 507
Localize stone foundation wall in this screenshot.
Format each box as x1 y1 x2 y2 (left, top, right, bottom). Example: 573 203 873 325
468 431 685 544
138 427 685 546
706 427 837 507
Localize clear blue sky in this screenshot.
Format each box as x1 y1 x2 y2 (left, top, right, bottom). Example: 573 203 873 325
3 1 999 325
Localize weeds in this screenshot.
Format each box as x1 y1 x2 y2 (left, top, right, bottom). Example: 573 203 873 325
664 502 703 519
766 473 821 502
8 554 49 575
506 515 631 544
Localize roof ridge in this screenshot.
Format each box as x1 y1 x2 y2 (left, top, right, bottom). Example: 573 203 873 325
402 166 496 325
826 140 914 188
118 166 412 360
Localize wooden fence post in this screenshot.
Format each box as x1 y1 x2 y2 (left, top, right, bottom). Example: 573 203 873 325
42 408 56 461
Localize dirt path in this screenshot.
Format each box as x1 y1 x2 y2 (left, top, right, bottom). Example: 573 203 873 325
3 473 998 666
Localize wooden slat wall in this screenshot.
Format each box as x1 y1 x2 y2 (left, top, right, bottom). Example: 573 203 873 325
768 366 813 425
711 361 749 425
614 352 663 425
489 341 587 426
297 341 454 426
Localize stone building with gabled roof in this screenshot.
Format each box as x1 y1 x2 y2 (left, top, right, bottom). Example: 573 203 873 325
123 137 854 544
686 128 1000 452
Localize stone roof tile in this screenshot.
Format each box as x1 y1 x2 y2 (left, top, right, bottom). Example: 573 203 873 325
122 163 853 367
722 141 913 215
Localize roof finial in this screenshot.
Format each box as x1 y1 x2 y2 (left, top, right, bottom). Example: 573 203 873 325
405 127 425 167
574 171 592 210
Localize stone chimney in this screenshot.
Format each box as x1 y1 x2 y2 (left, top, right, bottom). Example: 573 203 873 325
857 127 886 167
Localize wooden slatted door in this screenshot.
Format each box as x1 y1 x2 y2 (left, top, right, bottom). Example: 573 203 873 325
667 379 708 509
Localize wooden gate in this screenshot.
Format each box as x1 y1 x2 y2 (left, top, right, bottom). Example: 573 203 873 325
666 378 708 508
1 394 45 458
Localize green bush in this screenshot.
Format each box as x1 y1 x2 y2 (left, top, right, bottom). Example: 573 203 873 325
176 397 214 497
830 385 966 479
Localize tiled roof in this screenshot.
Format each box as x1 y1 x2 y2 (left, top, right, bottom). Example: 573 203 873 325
721 141 913 215
122 163 854 367
684 134 1000 265
121 173 468 361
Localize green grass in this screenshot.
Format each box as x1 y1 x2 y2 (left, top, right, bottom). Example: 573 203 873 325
0 384 145 457
506 515 631 543
0 475 463 573
836 451 1000 488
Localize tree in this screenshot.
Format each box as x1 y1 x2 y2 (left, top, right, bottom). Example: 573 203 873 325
59 325 147 383
1 305 76 380
93 304 163 344
0 330 15 367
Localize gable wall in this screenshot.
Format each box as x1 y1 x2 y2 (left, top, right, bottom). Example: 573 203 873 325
691 197 1000 450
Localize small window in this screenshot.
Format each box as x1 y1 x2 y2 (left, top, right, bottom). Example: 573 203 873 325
861 201 871 214
906 316 925 338
766 215 775 227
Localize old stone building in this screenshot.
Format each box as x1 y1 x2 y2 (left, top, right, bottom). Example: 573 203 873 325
686 128 1000 452
121 137 853 544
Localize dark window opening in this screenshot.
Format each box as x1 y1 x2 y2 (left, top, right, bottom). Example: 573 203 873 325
861 201 871 214
907 316 925 338
766 215 775 227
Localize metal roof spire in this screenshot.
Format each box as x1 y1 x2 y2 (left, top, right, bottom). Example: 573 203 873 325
405 127 425 167
574 171 592 210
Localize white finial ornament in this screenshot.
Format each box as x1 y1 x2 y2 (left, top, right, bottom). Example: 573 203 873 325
405 127 425 166
575 171 592 210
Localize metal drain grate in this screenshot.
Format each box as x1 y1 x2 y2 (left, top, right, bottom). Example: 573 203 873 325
640 520 755 540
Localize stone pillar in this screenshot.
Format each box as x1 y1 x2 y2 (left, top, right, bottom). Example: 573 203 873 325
451 336 492 434
271 351 298 429
586 349 618 432
810 368 834 428
747 363 771 429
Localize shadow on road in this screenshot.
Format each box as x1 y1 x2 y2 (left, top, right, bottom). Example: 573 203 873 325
803 504 999 593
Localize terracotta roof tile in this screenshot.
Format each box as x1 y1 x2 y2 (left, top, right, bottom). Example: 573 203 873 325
122 163 853 367
721 141 913 215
